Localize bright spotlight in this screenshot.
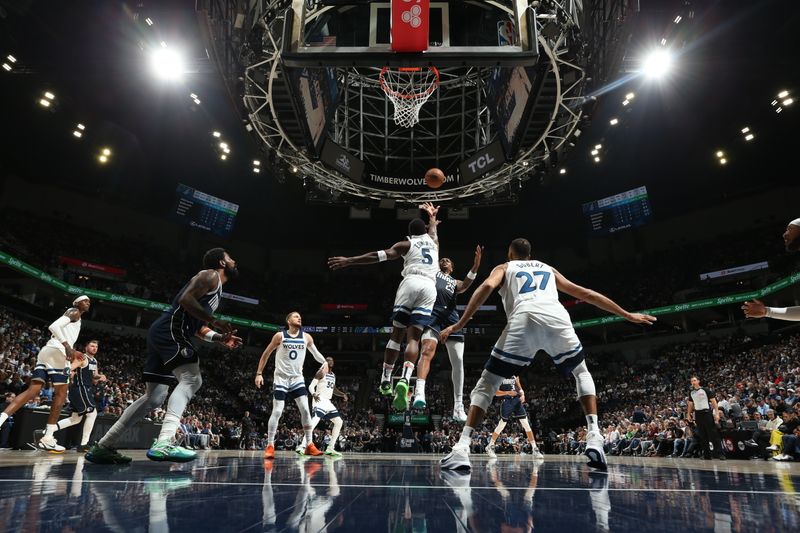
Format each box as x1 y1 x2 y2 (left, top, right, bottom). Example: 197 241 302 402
1 63 10 72
73 131 82 138
715 150 724 158
778 90 789 99
98 155 108 164
145 17 154 26
783 98 794 106
151 48 186 81
291 166 299 173
6 55 16 63
253 167 261 174
77 123 85 130
625 92 635 100
719 158 727 165
39 98 51 107
212 131 221 138
220 154 227 161
253 160 261 166
559 168 566 175
741 127 750 134
591 149 599 156
642 49 673 79
745 133 754 141
595 144 602 149
102 147 111 156
609 118 619 126
44 91 55 100
223 147 230 154
593 156 601 163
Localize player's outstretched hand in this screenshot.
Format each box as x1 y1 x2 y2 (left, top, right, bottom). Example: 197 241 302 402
255 374 264 389
741 299 767 318
328 256 351 270
219 330 243 349
474 245 483 265
626 312 657 325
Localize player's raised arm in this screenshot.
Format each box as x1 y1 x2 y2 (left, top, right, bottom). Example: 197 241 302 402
456 245 483 293
178 269 232 333
49 310 80 358
328 240 411 270
441 263 507 341
419 202 441 246
255 332 282 388
552 268 656 325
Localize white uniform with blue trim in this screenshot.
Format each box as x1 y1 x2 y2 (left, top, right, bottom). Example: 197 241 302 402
392 234 438 328
491 260 583 375
272 330 309 400
33 316 82 385
313 371 341 420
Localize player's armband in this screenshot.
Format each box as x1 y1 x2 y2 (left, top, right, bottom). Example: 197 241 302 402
377 250 388 262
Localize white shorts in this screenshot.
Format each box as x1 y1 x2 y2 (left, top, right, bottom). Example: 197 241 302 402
272 374 307 401
392 275 436 329
487 310 583 377
32 346 69 385
313 398 340 420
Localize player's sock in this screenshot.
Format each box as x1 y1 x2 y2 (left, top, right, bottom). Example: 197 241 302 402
458 426 474 448
586 414 599 433
80 410 98 445
401 361 415 381
329 418 343 451
267 400 285 445
44 424 58 438
415 379 426 397
381 363 395 382
57 413 82 431
446 340 465 403
0 413 8 427
294 396 314 445
99 382 169 449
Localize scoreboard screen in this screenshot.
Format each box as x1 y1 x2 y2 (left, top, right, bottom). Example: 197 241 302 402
173 184 239 237
582 186 652 235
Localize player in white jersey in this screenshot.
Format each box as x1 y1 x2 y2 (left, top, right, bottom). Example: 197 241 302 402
328 202 440 411
742 217 800 321
297 356 348 456
256 311 328 459
0 295 92 453
440 238 656 471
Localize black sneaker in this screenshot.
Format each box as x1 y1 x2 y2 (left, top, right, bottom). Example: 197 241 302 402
76 444 91 453
744 439 758 448
85 442 133 464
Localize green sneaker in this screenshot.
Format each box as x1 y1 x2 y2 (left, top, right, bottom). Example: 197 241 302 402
295 446 305 456
379 381 393 396
393 379 410 411
412 396 427 410
324 449 342 457
146 440 197 463
85 442 133 465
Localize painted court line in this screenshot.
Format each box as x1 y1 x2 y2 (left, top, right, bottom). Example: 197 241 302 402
0 478 796 495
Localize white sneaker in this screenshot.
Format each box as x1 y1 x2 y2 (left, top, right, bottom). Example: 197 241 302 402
412 393 427 410
773 454 792 461
766 444 779 451
584 431 607 472
452 405 467 423
485 442 497 459
37 435 65 453
532 447 545 460
441 445 471 470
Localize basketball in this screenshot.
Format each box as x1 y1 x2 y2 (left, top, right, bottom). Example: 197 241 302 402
424 168 446 189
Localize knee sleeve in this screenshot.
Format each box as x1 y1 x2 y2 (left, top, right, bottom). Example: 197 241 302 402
445 339 464 364
470 370 505 411
519 417 532 433
386 339 402 351
176 364 203 394
571 361 596 398
294 396 312 425
145 383 170 409
332 417 343 431
270 400 285 418
494 419 507 434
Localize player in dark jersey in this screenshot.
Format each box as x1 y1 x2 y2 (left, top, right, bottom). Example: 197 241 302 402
52 340 107 452
412 245 482 421
485 375 543 459
86 248 242 464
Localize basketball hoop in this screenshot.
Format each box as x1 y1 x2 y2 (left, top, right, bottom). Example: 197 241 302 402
379 66 440 128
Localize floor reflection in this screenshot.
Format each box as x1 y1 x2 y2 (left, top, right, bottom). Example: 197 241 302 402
0 452 798 532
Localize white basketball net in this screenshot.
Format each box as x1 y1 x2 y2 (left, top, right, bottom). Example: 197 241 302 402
380 67 440 128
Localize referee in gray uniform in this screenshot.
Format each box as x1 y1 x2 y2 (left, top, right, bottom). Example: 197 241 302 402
687 376 725 460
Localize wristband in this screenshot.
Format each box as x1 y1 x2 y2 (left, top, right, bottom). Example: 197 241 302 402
466 271 477 280
204 330 218 342
377 250 388 262
256 372 262 376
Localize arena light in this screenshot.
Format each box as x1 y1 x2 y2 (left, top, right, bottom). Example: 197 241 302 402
609 118 619 126
212 131 221 138
1 63 10 72
72 130 82 138
783 98 794 106
715 150 724 158
593 156 601 163
591 149 599 156
253 167 261 174
253 160 261 166
622 99 630 106
741 127 750 134
595 144 602 149
150 47 186 81
641 49 674 79
44 91 55 100
291 166 299 173
674 15 682 24
98 155 108 163
559 168 566 175
219 142 228 149
660 38 667 46
625 92 635 100
145 17 154 26
223 147 230 154
6 55 16 63
38 98 51 107
102 147 111 156
719 158 727 165
77 123 85 130
220 154 227 161
745 133 754 141
778 90 789 99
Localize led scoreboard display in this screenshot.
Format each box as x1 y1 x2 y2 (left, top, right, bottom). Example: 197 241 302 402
173 184 239 237
582 186 652 235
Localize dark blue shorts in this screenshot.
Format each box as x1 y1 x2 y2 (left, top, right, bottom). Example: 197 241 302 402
424 311 464 341
143 331 198 385
68 386 96 415
314 408 341 420
500 397 527 421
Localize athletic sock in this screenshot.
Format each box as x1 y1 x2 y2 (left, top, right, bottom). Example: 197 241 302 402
458 426 473 448
304 428 314 446
401 361 415 381
586 414 599 433
44 424 58 438
416 379 426 396
381 363 394 382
